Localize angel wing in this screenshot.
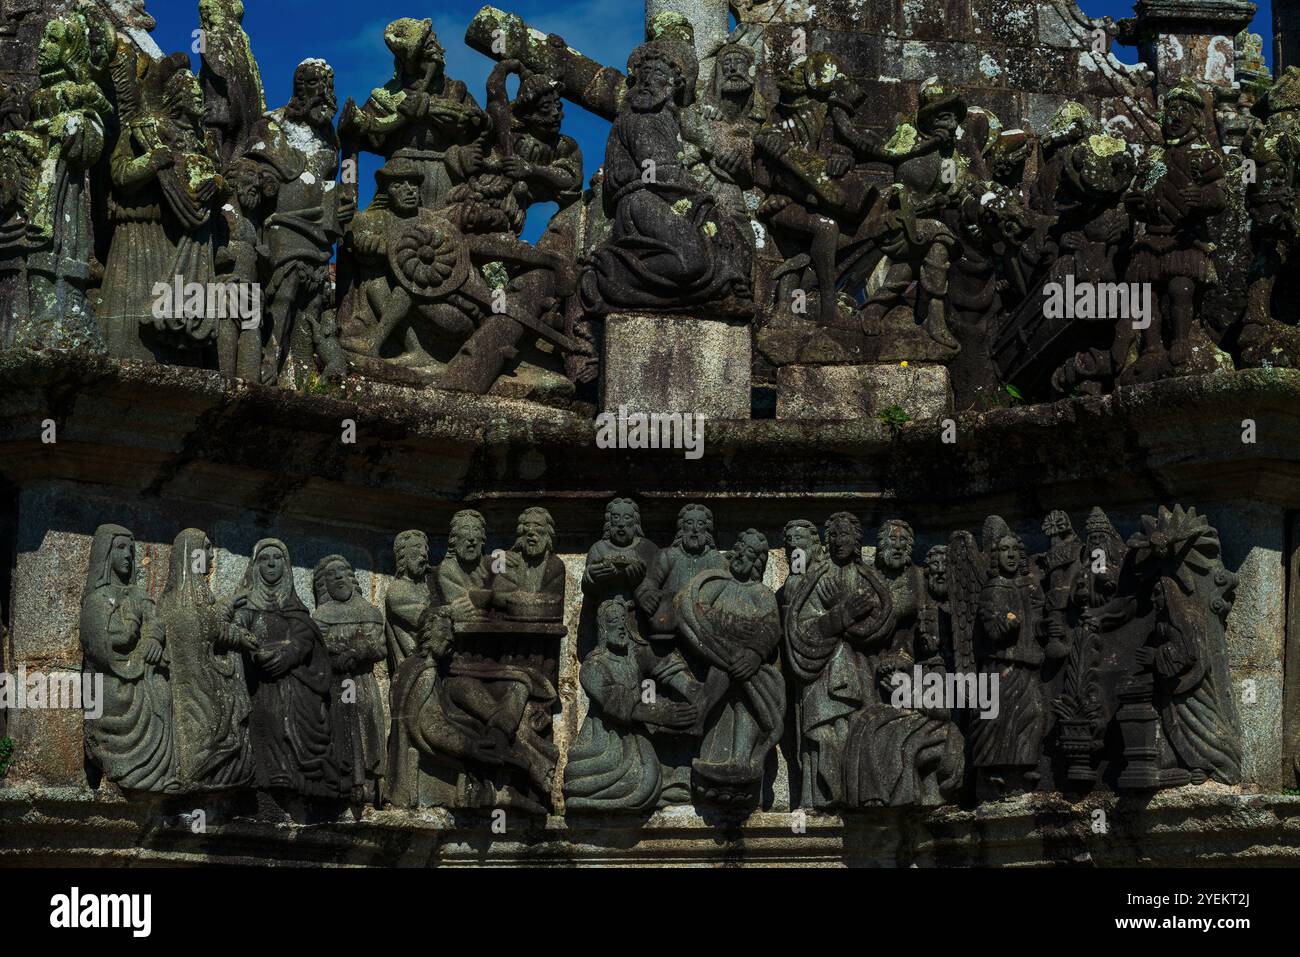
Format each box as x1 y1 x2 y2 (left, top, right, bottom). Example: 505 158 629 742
946 530 986 676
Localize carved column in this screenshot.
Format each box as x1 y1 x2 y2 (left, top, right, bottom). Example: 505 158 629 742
1278 0 1300 71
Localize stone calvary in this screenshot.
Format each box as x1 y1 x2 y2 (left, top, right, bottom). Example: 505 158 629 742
0 0 1298 867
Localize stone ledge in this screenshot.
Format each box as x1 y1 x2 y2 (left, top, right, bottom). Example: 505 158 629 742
2 784 1298 867
3 353 1300 522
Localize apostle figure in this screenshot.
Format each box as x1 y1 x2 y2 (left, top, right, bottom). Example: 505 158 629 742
674 528 785 804
968 529 1051 794
582 498 658 609
219 539 342 797
160 527 253 788
782 512 893 808
436 509 492 620
385 529 430 676
563 598 700 812
492 507 566 622
312 555 385 804
80 523 175 791
637 503 727 641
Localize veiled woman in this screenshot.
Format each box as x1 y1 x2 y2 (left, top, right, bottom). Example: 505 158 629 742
80 523 175 791
221 538 342 797
160 528 253 789
312 555 386 804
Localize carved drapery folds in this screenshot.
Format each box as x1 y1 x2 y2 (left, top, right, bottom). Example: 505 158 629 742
0 4 1292 412
75 501 1244 813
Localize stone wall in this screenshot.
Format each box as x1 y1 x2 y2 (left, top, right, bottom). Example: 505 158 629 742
1 354 1297 867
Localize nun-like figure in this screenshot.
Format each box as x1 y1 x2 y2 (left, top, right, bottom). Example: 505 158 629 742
80 523 176 791
160 528 253 789
220 538 342 797
312 555 386 804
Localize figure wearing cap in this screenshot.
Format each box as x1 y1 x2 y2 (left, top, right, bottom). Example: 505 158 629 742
339 18 486 210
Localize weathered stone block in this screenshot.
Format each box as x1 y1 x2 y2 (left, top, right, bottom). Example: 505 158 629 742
776 363 952 421
602 313 752 419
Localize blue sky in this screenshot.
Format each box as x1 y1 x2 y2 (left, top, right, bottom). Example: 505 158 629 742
151 0 1275 240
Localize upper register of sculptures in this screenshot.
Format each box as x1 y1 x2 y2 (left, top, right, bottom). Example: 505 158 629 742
0 0 1294 410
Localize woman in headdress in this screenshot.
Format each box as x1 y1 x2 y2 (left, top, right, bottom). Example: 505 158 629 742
312 555 386 804
160 528 252 788
221 538 342 797
80 523 175 791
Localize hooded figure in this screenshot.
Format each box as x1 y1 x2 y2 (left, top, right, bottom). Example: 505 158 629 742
221 538 342 797
80 523 175 791
160 528 253 788
312 555 386 803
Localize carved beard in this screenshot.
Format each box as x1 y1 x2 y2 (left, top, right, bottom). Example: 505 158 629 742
518 532 553 562
287 90 337 129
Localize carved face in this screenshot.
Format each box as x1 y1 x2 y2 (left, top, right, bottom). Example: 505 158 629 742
523 88 563 139
386 178 420 215
323 561 353 603
258 546 286 586
400 536 429 577
1163 98 1198 140
717 50 753 95
167 71 205 127
292 66 337 127
420 31 445 81
825 520 860 566
451 519 484 564
517 515 551 560
925 550 948 598
878 525 913 571
37 21 71 75
784 524 815 566
729 535 765 583
995 535 1023 576
677 507 711 555
629 58 676 113
606 503 637 548
110 534 134 581
923 108 959 138
600 603 629 650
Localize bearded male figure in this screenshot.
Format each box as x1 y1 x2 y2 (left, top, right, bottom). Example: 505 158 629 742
874 519 927 655
580 41 752 312
782 512 893 808
436 509 491 621
583 498 659 611
637 503 728 641
492 507 565 622
241 59 351 385
675 529 785 804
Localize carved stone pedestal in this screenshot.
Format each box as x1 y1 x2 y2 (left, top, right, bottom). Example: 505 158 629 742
602 313 751 419
775 363 952 422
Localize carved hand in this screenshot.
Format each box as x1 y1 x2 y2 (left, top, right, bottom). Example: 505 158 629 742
729 647 762 680
843 590 875 623
142 637 164 666
826 153 852 178
659 700 698 729
501 155 532 180
815 574 843 609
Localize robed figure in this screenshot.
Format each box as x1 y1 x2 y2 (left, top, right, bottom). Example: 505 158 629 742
220 538 342 797
80 523 175 792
